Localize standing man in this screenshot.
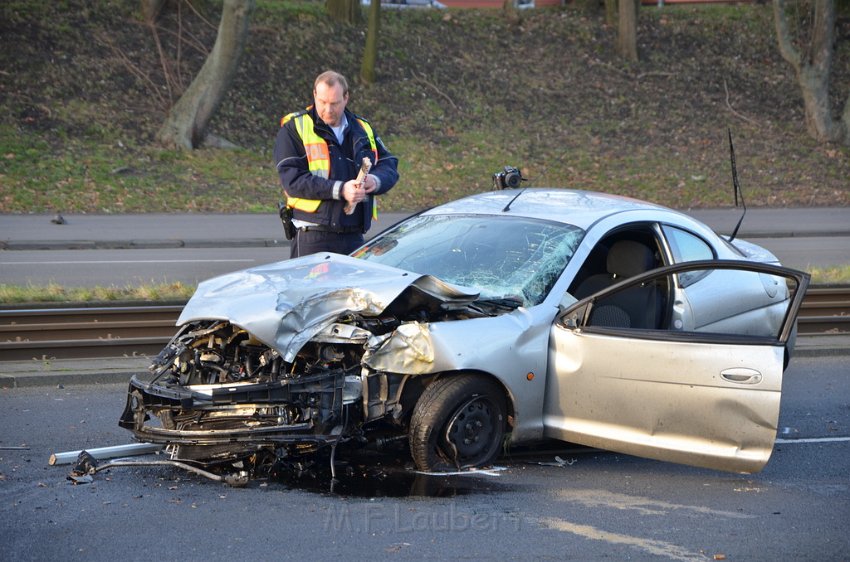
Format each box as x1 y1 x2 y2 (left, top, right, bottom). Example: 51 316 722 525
275 70 399 258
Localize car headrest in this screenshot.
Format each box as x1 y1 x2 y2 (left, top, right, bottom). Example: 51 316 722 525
607 240 654 278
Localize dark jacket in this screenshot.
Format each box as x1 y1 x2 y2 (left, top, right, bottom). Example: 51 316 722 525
274 106 399 233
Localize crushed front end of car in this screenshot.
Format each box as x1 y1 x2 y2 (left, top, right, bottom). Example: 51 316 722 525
119 319 356 464
119 254 491 472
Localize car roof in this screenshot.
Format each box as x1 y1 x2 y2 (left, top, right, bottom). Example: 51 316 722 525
421 188 674 230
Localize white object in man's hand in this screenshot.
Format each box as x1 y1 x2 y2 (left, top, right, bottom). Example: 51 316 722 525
344 157 372 215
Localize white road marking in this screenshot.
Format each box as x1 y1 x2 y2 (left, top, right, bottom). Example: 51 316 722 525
1 259 256 265
555 489 753 518
537 517 702 561
775 437 850 444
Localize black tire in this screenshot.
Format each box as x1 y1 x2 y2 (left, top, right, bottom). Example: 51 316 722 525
409 374 506 471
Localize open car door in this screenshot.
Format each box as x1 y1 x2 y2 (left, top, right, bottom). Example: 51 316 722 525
544 260 809 473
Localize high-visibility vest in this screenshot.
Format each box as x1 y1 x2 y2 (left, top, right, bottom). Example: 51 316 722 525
280 110 378 213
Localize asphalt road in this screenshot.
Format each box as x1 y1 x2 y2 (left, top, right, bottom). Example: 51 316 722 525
0 247 284 288
1 208 849 288
3 236 850 288
1 355 848 561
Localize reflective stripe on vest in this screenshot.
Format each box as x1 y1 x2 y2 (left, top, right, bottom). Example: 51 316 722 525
280 110 378 214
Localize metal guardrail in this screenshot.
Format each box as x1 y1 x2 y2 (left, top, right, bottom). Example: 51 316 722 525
0 305 182 361
797 286 850 335
0 288 848 361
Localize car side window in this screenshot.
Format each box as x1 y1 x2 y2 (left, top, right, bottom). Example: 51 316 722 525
662 225 715 287
568 224 662 300
575 264 803 342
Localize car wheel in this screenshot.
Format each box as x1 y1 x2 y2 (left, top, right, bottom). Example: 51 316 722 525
409 374 506 471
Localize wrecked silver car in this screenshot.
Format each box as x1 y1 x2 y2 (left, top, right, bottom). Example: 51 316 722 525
120 189 808 475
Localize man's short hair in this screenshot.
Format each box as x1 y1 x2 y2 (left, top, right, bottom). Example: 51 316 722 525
314 70 349 96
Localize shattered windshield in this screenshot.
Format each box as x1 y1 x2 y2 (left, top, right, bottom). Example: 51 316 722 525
354 214 584 307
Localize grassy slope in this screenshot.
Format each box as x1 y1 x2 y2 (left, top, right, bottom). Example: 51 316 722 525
1 0 848 216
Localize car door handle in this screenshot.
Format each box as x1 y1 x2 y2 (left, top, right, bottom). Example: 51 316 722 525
721 368 763 385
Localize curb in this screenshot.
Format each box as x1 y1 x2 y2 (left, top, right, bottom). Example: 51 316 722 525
791 334 850 358
3 230 850 252
0 370 144 388
794 347 850 358
1 239 291 251
0 357 151 389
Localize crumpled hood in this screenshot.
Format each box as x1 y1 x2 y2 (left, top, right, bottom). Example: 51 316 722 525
178 253 479 361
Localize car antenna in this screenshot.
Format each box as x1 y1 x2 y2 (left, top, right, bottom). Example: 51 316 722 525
493 166 528 212
502 188 527 213
727 128 747 242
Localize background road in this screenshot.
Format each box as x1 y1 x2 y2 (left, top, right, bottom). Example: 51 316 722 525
2 207 850 288
0 355 847 561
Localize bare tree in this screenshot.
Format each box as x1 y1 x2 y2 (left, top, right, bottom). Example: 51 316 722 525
605 0 617 27
774 0 849 144
141 0 166 24
617 0 638 62
360 0 381 84
502 0 521 25
326 0 361 24
157 0 255 149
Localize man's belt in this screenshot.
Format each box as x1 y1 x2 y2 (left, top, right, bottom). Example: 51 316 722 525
299 224 362 234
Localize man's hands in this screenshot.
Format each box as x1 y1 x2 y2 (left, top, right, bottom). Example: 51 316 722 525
343 157 375 215
362 174 378 193
342 174 377 205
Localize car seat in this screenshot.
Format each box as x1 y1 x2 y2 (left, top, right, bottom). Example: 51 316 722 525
574 240 663 329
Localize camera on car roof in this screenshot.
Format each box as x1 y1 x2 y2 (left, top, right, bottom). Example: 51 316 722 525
493 166 525 190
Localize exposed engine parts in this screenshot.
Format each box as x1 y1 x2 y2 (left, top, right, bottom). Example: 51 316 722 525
150 320 368 387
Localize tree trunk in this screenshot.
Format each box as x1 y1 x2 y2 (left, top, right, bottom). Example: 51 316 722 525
141 0 165 24
842 94 850 141
604 0 617 27
157 0 255 149
502 0 521 25
617 0 638 62
573 0 602 15
773 0 847 144
326 0 360 24
360 0 381 84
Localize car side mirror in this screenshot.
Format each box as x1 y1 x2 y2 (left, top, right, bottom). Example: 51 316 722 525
563 315 579 329
557 298 586 330
558 292 578 313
